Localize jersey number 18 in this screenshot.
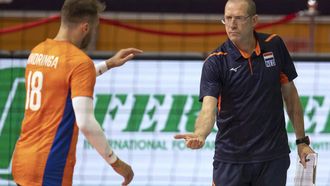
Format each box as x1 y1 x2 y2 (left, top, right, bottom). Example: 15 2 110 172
25 70 43 111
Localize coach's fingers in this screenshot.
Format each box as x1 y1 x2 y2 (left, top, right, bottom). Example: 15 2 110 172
186 138 203 149
298 144 314 168
186 139 194 148
174 133 196 140
188 141 201 149
174 134 187 139
299 155 307 168
299 151 310 168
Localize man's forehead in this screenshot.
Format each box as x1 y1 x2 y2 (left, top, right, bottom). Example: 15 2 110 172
225 2 248 14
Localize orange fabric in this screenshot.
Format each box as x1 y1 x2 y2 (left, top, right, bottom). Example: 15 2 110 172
238 41 261 59
218 96 221 112
265 34 277 42
237 41 260 75
255 42 261 56
280 71 289 84
12 39 96 186
205 52 227 61
248 58 253 75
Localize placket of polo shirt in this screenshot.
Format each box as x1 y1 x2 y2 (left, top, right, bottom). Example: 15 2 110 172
238 42 261 75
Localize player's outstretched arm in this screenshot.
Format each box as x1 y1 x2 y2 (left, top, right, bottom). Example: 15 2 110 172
95 48 143 76
72 96 134 185
174 96 217 149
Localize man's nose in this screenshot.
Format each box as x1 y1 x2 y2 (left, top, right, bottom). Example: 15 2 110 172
228 20 238 27
230 23 237 29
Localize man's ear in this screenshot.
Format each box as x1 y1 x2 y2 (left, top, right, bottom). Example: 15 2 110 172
81 22 89 33
252 14 258 28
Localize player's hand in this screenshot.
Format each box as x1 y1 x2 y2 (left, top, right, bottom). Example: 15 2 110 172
297 143 315 168
106 48 143 69
174 133 205 149
111 158 134 186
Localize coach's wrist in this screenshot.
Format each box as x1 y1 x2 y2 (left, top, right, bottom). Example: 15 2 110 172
296 136 310 146
194 132 206 140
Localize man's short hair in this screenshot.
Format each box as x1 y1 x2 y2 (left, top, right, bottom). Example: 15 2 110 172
226 0 256 15
61 0 105 25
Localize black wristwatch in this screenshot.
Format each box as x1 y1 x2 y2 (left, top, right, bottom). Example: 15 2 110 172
295 136 310 145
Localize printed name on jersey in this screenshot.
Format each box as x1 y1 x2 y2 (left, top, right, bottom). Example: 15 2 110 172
27 53 59 69
263 52 276 67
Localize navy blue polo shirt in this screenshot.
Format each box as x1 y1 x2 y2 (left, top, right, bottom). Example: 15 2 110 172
200 32 298 163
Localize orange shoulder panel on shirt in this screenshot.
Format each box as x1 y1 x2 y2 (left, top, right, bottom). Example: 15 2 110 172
265 34 277 42
205 52 227 62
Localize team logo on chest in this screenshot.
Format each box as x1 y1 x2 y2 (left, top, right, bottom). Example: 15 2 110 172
263 52 276 67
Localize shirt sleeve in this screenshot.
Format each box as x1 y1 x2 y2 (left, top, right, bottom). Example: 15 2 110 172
277 36 298 84
199 57 222 102
71 60 96 98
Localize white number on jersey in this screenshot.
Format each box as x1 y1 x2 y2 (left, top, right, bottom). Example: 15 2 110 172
25 71 43 111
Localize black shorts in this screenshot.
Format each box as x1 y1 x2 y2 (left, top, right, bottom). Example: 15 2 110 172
212 155 290 186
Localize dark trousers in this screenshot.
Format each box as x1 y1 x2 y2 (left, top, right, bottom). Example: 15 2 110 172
213 155 290 186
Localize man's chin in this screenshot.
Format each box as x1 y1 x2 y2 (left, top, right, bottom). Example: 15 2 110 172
229 36 240 43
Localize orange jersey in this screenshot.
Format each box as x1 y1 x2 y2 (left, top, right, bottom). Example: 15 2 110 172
12 39 96 186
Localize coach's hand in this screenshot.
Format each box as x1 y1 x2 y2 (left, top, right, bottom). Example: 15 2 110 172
111 158 134 186
106 48 143 69
297 144 315 168
174 133 205 149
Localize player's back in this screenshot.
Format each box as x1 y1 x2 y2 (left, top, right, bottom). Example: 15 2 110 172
12 39 96 186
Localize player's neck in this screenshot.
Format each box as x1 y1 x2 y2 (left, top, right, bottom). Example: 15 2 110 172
54 27 81 48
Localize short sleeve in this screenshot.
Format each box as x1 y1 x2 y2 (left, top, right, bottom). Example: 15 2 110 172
277 37 298 84
71 60 96 98
199 57 222 102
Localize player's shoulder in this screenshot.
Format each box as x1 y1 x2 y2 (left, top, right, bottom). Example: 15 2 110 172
58 42 93 67
64 44 91 61
31 39 49 52
71 49 92 64
32 39 91 60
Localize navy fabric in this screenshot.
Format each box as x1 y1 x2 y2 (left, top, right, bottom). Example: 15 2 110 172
200 32 297 163
42 92 75 186
212 155 290 186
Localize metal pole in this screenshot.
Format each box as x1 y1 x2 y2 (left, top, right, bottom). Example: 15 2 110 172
307 0 318 53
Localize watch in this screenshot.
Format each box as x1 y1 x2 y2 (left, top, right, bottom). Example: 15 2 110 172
295 136 310 145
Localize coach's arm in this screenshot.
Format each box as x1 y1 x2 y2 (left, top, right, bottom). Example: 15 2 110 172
281 81 314 167
174 96 217 149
